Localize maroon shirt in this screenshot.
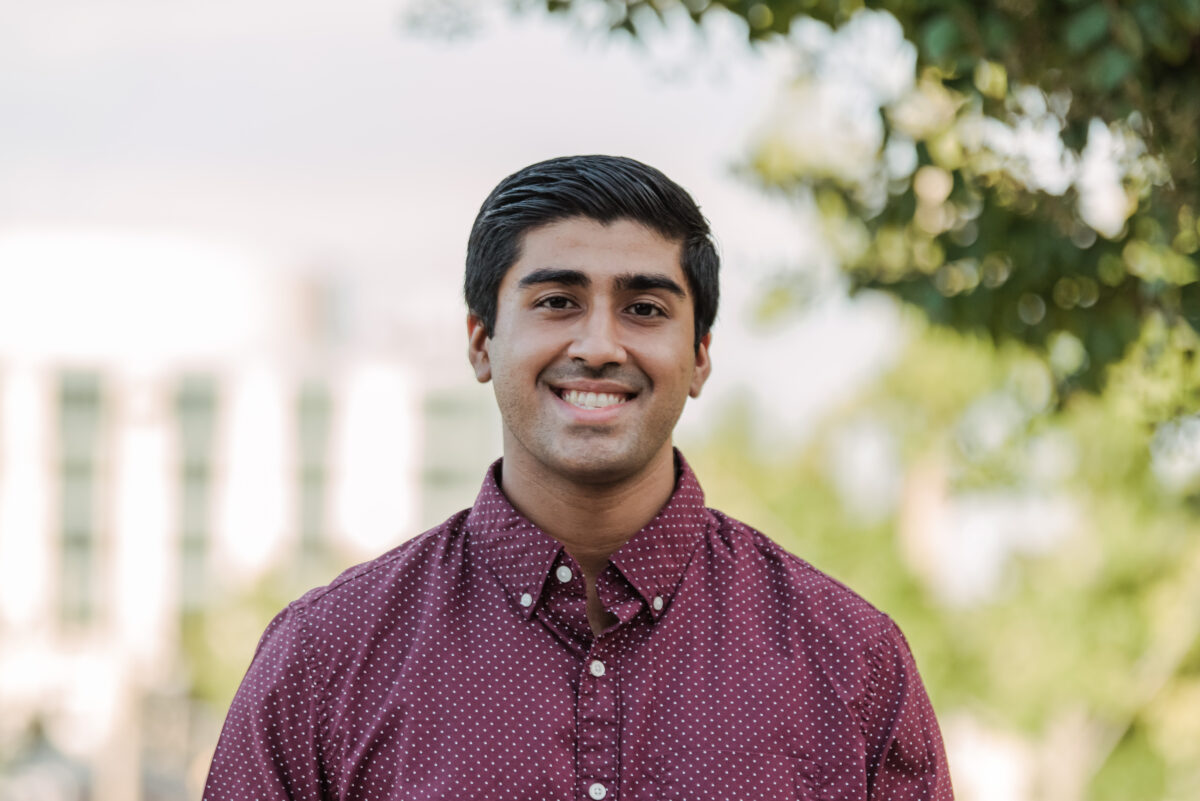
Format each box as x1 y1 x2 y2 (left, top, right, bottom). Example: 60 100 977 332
204 453 953 800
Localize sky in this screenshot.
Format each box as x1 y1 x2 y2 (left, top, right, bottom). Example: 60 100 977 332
0 0 902 444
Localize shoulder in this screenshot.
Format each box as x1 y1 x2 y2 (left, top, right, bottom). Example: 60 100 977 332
705 509 920 718
265 509 471 649
706 508 897 647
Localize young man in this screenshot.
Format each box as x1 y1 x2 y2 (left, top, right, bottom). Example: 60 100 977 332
204 156 954 800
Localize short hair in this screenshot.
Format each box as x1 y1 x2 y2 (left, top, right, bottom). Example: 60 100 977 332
465 155 719 348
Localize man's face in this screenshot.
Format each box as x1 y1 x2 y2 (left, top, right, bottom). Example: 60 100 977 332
468 216 712 486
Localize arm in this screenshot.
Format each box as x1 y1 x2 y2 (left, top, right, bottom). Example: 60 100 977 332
861 620 954 801
203 603 326 801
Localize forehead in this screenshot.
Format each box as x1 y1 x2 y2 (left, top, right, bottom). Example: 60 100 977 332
503 217 686 291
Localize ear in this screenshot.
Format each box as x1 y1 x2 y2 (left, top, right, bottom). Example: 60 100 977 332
467 314 492 383
689 332 712 398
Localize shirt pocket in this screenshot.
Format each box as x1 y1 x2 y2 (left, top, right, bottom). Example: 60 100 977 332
640 749 824 801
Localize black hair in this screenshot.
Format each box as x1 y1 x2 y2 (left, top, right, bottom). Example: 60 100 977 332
464 155 719 348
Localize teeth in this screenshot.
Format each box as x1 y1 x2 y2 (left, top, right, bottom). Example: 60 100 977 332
562 389 628 409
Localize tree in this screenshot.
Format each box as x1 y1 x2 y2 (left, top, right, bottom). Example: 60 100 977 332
529 0 1200 408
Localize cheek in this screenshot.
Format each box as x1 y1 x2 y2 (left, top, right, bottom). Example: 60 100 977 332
662 343 699 384
488 337 548 388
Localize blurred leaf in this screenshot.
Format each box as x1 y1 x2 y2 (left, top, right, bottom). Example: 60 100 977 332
921 14 961 66
980 11 1016 53
1182 284 1200 335
1087 45 1136 92
1178 0 1200 28
1066 4 1110 54
1090 725 1168 801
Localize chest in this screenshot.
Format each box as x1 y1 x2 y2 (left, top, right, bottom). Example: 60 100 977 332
319 605 866 801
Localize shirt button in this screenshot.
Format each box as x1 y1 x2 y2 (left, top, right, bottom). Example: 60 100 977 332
555 565 573 583
588 782 607 800
589 659 606 677
519 592 533 607
652 595 664 611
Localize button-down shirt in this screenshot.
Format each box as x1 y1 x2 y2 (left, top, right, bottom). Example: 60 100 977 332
204 453 953 800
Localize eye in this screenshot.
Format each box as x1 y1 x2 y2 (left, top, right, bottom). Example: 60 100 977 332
536 294 576 310
628 301 665 318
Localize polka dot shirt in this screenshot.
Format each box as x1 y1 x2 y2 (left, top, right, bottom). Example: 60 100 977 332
204 452 953 800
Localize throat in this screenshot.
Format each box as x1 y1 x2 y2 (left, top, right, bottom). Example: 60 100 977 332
497 434 679 575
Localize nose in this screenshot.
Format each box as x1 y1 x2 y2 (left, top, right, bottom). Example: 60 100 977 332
566 308 626 367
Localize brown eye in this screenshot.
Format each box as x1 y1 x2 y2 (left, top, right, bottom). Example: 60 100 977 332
629 302 662 317
538 295 573 310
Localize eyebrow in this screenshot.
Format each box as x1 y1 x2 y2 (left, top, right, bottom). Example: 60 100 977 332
517 268 687 299
613 273 687 299
517 268 590 289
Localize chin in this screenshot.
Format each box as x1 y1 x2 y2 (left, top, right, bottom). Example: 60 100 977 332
542 441 667 486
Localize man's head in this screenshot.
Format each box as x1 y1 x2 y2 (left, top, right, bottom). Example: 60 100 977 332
464 155 719 349
465 156 719 487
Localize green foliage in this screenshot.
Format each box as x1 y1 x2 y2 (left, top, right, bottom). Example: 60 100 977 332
527 0 1200 410
1090 725 1167 801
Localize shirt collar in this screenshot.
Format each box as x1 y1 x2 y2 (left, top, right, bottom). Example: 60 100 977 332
466 450 715 622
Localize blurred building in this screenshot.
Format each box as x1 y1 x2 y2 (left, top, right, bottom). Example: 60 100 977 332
0 229 499 801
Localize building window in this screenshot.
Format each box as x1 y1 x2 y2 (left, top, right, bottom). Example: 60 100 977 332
297 379 331 558
57 371 104 627
174 375 217 613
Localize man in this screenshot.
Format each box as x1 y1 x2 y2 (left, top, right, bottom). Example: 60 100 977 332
204 155 953 800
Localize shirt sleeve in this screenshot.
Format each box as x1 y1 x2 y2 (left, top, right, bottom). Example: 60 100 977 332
860 619 954 800
203 603 326 801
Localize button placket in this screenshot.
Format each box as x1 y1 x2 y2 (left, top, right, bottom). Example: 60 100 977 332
576 637 619 800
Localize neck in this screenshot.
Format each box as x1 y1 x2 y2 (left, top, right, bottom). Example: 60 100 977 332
499 443 677 581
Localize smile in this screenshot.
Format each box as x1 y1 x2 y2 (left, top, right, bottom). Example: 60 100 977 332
558 389 631 410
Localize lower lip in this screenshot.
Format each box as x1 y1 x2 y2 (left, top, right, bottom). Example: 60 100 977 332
551 390 634 423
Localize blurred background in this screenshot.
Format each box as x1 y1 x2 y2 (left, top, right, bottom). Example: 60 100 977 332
1 1 1198 800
